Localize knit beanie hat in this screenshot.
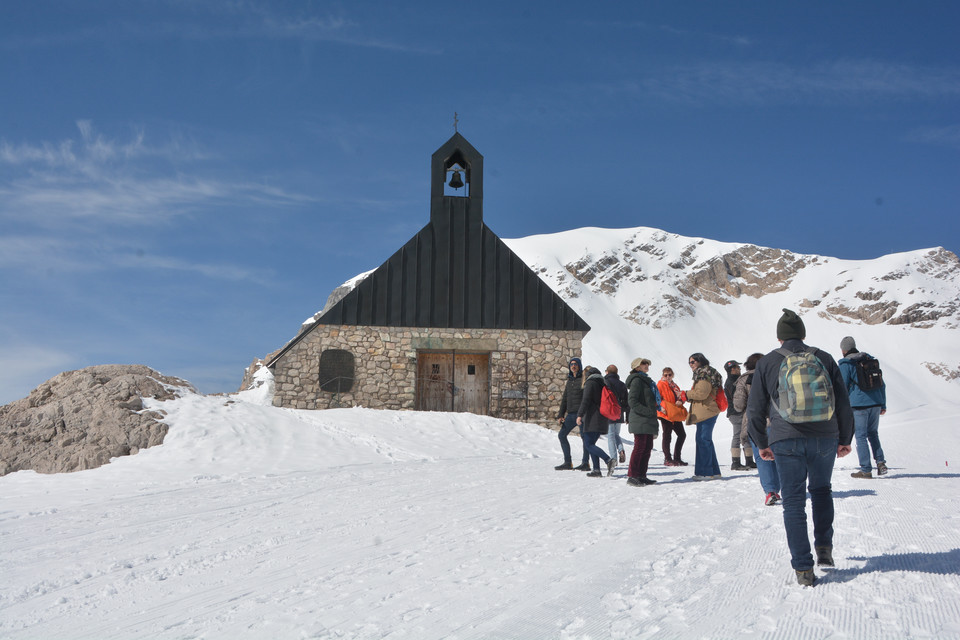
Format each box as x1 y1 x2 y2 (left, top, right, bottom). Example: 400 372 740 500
840 336 857 353
776 308 806 341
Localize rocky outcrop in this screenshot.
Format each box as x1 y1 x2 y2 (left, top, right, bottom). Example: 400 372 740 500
0 365 195 476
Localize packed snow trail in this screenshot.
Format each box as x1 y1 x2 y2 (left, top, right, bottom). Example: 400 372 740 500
2 395 960 639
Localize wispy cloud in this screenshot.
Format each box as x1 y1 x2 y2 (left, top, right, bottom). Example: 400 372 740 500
0 121 310 225
905 124 960 149
634 59 960 106
0 4 436 54
113 252 276 286
0 344 77 405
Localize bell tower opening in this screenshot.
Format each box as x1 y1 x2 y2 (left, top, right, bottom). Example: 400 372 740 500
443 154 469 197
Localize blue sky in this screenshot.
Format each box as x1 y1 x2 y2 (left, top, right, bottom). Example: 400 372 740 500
1 1 958 404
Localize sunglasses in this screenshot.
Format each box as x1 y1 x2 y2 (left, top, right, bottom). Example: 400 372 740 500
664 373 673 377
688 360 698 365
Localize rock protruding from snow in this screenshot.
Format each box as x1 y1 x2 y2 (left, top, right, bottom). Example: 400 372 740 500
0 364 195 476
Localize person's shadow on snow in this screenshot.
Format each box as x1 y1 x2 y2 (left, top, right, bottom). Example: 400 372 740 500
881 472 960 480
833 488 876 498
818 548 960 583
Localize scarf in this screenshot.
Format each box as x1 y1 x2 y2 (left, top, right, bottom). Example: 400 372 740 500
692 365 722 390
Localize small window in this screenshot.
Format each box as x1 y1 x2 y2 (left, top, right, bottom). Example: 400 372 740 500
318 349 355 393
467 365 476 375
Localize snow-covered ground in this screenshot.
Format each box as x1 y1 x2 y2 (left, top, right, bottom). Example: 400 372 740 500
3 378 959 639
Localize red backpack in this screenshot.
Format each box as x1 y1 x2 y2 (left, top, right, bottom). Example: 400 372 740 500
715 387 728 412
600 385 622 420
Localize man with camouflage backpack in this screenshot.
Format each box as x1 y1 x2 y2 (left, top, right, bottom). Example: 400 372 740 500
747 309 854 587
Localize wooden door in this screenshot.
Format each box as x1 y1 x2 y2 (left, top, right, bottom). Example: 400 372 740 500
416 351 489 415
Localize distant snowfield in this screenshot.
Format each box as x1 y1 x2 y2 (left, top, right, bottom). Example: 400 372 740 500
3 384 960 639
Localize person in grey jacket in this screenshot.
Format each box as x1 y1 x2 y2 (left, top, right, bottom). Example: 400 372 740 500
747 309 854 587
625 358 660 487
724 360 754 470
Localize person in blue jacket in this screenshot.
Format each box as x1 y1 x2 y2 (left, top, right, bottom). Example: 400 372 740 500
839 336 888 479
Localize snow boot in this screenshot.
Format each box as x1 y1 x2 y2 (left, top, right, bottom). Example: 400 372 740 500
586 470 603 478
816 546 834 567
626 476 645 487
554 462 574 470
607 458 617 476
745 455 757 469
877 461 888 476
574 462 591 472
619 449 625 463
731 456 747 471
796 569 816 586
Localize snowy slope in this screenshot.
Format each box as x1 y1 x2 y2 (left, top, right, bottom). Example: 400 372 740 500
2 383 959 639
503 226 960 415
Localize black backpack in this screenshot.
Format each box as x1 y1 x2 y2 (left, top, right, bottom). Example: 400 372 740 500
855 356 884 391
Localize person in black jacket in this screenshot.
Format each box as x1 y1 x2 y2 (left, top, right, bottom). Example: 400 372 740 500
747 309 854 587
577 366 617 477
555 357 589 470
604 365 629 464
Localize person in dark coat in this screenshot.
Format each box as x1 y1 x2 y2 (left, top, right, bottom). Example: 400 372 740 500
577 366 616 478
747 309 854 587
555 357 589 471
604 365 629 464
625 358 660 486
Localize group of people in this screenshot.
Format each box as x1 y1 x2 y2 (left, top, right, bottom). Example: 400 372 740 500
554 309 890 587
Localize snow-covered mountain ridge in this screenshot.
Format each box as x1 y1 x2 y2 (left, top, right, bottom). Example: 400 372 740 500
504 226 959 330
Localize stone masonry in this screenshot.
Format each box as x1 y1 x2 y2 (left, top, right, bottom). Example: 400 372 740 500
271 324 586 428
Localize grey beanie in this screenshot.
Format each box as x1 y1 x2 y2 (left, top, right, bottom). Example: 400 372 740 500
840 336 857 353
776 308 806 341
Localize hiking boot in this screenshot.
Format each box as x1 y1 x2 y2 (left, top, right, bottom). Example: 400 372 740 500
626 476 645 487
731 460 747 471
574 463 591 472
877 462 888 476
619 449 626 463
675 459 689 466
607 458 617 477
554 462 574 470
851 470 873 479
764 492 781 506
641 477 657 485
586 470 603 478
796 569 816 587
816 546 834 567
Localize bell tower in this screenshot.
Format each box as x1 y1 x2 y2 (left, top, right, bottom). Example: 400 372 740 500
430 132 483 227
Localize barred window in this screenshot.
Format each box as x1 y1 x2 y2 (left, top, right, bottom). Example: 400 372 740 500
318 349 355 393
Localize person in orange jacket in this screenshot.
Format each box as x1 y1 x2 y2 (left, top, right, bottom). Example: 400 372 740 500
656 366 688 466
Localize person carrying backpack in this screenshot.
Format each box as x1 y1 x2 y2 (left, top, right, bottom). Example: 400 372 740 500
685 352 724 480
747 309 854 587
838 336 888 479
576 366 617 478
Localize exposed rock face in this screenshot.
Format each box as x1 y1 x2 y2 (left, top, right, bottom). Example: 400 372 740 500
0 365 195 476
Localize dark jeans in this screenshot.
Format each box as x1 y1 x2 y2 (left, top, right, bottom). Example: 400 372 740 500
771 436 839 571
558 412 587 465
628 433 654 479
659 418 686 461
694 416 721 477
583 431 611 469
